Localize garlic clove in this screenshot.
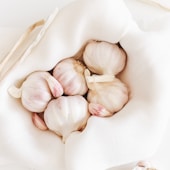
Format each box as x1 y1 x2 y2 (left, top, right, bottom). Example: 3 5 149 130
8 71 63 113
44 95 90 143
53 58 88 96
89 103 112 117
83 41 126 75
44 73 63 98
32 113 48 131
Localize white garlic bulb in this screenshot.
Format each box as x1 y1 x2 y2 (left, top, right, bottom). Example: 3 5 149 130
8 71 63 112
53 58 88 95
44 95 90 142
83 41 126 75
85 69 128 117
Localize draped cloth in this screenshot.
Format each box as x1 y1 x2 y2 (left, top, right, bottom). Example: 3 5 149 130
0 0 170 169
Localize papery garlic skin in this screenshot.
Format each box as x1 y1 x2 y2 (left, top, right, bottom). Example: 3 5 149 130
44 95 90 142
8 71 63 112
53 58 88 95
32 113 48 131
87 78 129 116
83 41 126 75
88 103 112 117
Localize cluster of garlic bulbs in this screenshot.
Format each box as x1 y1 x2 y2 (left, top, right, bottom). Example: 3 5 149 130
83 41 129 117
8 41 129 142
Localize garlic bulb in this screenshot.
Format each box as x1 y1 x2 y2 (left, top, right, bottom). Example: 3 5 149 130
83 41 126 75
44 95 90 142
85 69 128 117
8 71 63 112
53 58 88 95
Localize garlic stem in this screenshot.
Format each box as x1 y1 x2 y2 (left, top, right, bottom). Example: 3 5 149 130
84 68 91 77
86 73 115 83
0 20 45 81
84 69 115 91
84 69 115 83
8 85 22 98
86 75 115 83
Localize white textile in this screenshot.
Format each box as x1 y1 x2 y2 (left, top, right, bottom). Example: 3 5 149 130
0 0 170 170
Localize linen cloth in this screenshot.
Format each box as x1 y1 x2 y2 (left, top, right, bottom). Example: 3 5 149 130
0 0 170 170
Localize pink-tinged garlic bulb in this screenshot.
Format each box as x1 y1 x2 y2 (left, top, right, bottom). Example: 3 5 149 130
83 41 126 75
44 95 90 142
85 69 129 117
53 58 88 96
8 71 63 112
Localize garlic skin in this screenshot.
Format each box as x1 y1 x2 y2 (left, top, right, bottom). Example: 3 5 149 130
44 95 90 142
53 58 88 95
32 113 48 131
83 41 126 75
85 70 128 117
88 103 112 117
8 71 63 112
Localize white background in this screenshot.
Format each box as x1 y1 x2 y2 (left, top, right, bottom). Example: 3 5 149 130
0 0 170 169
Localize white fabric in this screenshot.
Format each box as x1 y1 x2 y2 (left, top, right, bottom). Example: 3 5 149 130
0 0 170 170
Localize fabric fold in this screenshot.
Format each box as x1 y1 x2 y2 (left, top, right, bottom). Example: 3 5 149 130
1 0 170 170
